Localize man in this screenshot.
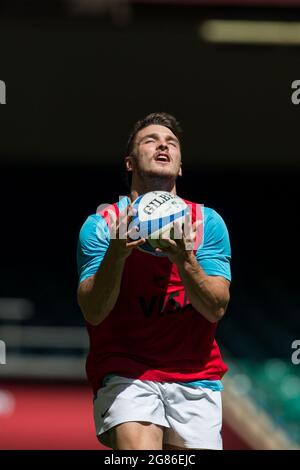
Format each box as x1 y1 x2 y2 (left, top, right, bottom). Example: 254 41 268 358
77 112 231 450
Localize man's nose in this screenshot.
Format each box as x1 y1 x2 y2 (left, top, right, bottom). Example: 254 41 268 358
158 142 168 150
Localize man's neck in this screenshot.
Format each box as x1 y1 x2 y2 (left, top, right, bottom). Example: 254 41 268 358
129 180 177 202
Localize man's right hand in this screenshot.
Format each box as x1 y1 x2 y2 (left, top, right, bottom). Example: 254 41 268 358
108 205 145 261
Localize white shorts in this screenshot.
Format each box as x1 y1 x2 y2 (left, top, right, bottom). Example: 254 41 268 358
93 375 223 449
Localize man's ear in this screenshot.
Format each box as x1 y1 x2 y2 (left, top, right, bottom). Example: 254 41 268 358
125 155 133 173
179 163 182 177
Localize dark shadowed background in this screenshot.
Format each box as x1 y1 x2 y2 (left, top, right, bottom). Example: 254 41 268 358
0 0 300 450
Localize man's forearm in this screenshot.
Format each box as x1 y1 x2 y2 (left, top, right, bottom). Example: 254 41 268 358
78 245 127 326
176 253 229 323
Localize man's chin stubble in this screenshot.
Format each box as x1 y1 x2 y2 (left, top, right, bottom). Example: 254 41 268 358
138 168 177 182
134 170 178 193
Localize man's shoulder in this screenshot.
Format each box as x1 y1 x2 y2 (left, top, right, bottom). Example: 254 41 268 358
80 213 104 231
203 206 223 223
79 196 130 240
179 198 229 245
96 196 130 217
78 213 107 245
180 197 218 222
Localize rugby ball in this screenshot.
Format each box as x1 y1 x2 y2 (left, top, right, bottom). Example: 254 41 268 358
131 191 189 257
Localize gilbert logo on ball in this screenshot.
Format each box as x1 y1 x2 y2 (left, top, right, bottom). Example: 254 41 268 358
130 191 190 257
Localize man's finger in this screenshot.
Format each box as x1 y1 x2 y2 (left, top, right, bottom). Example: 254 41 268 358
160 238 177 248
173 219 184 240
112 205 137 240
192 219 202 231
127 237 145 248
127 224 141 241
182 214 194 240
127 205 137 224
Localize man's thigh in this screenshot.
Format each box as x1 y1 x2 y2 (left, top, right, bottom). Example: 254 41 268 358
163 384 223 450
110 421 164 450
93 376 168 448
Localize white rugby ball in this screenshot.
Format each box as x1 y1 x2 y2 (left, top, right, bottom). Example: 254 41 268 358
131 191 189 257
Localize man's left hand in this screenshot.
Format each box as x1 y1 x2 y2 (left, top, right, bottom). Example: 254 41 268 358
154 219 201 266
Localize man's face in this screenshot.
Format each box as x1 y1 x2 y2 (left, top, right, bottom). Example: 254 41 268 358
126 124 182 181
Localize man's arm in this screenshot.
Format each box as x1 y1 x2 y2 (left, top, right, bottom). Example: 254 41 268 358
77 207 145 326
154 215 231 323
77 244 128 326
176 252 230 323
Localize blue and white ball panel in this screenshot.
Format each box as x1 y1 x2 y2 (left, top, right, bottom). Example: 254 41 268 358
131 191 189 240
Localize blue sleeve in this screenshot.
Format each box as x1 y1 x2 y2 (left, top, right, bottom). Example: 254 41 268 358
77 214 110 283
196 207 231 282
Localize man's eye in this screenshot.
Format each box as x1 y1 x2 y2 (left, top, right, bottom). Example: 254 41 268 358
145 139 155 144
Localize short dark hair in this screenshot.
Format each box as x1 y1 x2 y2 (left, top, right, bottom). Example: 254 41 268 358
126 112 182 156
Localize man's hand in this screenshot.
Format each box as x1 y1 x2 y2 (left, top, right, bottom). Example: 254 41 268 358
154 218 201 266
108 205 146 260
